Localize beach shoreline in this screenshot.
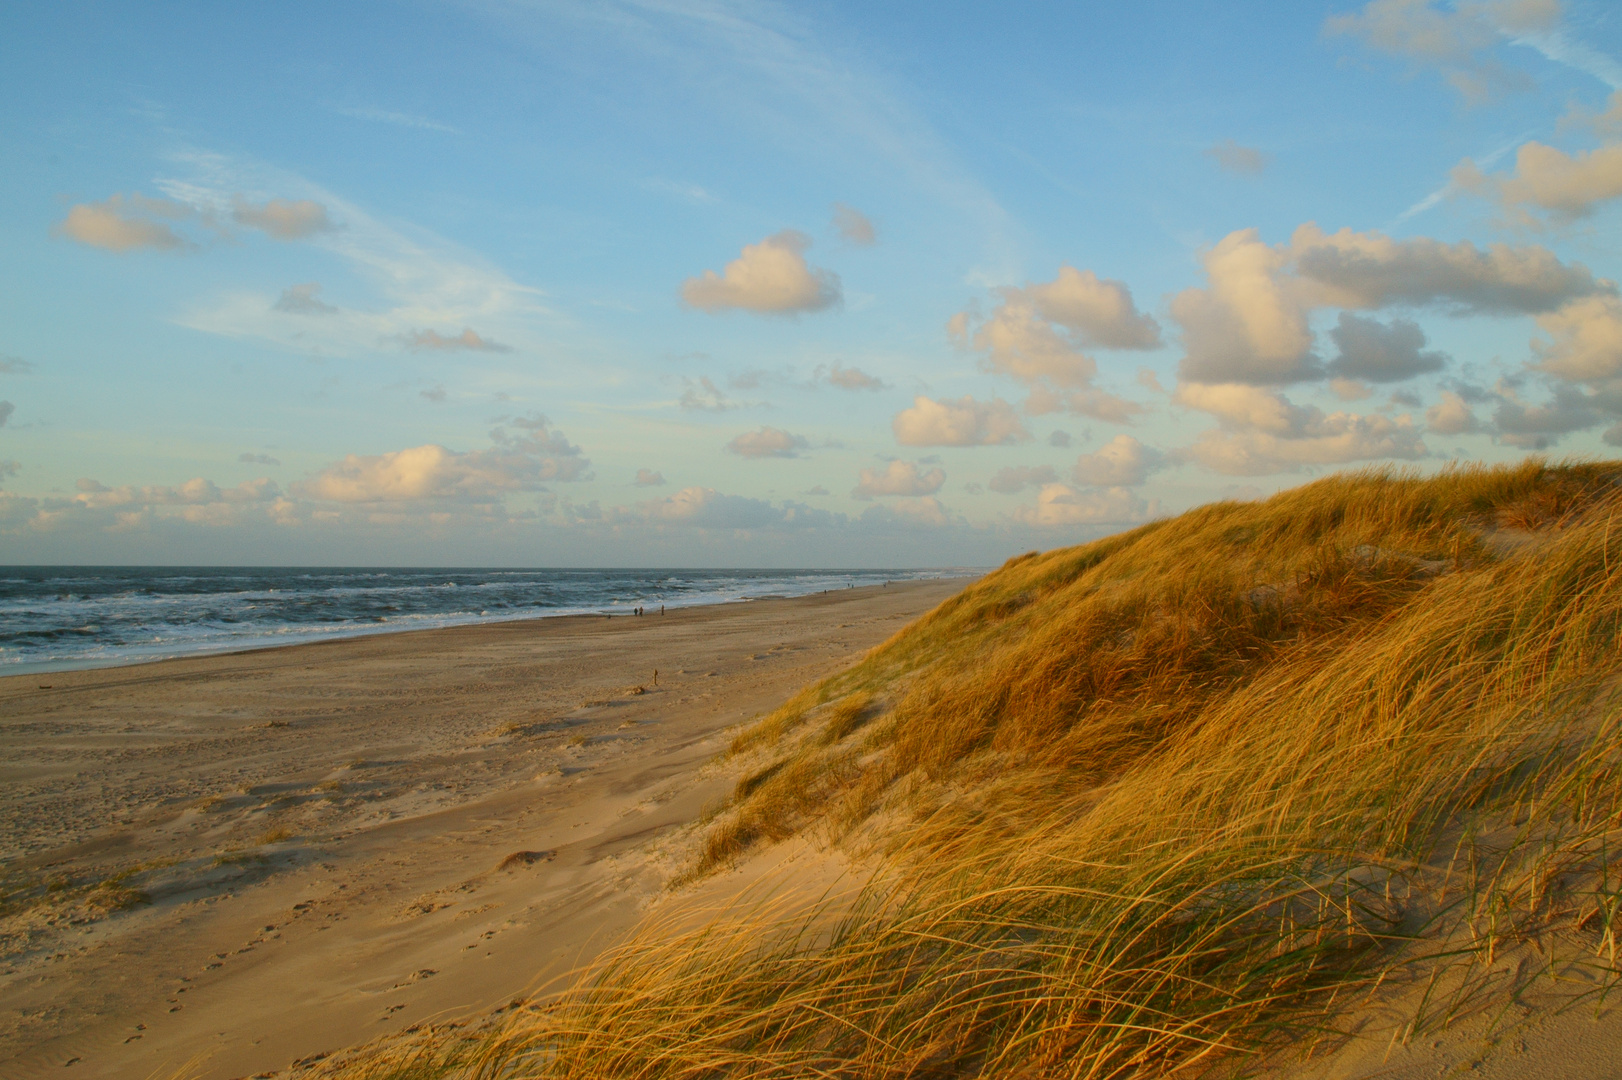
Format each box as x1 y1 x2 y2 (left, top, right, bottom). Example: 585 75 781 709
1 567 976 678
0 577 970 1079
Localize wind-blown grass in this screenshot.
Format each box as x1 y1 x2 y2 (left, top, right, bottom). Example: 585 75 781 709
321 459 1622 1079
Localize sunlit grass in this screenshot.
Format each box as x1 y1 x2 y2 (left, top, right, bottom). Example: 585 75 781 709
311 458 1622 1078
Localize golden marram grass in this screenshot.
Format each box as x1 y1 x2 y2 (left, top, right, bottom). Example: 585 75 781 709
298 459 1622 1079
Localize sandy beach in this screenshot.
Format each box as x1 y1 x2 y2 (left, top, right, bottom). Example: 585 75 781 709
0 578 968 1080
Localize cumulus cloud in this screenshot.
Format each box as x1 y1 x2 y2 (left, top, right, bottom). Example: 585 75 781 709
1326 312 1448 382
1048 430 1072 447
681 230 841 314
239 452 282 466
1324 0 1556 103
1171 224 1609 386
1204 140 1269 175
1455 141 1622 225
402 327 512 352
987 465 1057 494
274 282 337 315
680 377 739 411
831 203 876 245
892 395 1031 447
232 198 336 240
1014 483 1150 527
18 476 290 532
851 459 946 499
635 468 666 486
1491 382 1602 447
815 364 886 390
1533 295 1622 382
0 460 18 487
297 416 588 502
58 192 339 252
1072 434 1165 486
54 194 191 252
1571 92 1622 141
725 426 810 458
1290 223 1605 314
1426 390 1483 434
626 486 839 531
949 266 1156 419
859 496 950 529
1171 229 1320 385
1174 382 1426 474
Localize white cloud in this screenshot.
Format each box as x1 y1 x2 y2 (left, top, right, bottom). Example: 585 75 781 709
1013 482 1150 527
1455 140 1622 224
725 426 810 458
1072 434 1164 486
1170 223 1610 386
851 459 945 499
1491 382 1602 447
274 282 337 315
1426 390 1483 434
1290 223 1606 314
679 377 738 412
53 194 191 252
892 395 1031 446
831 203 876 245
987 465 1057 494
336 106 460 134
231 198 335 240
1174 381 1426 474
1204 140 1270 175
1324 0 1556 103
1533 294 1622 382
403 327 512 352
681 230 841 314
295 416 588 502
635 468 666 486
859 496 950 529
160 150 548 359
1325 312 1448 382
1171 229 1320 385
815 364 886 390
626 486 837 531
949 266 1155 419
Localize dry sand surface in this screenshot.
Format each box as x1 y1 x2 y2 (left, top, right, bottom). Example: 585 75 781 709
0 578 968 1080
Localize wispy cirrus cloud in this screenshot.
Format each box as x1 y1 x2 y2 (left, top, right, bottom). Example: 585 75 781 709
335 105 460 134
162 148 549 358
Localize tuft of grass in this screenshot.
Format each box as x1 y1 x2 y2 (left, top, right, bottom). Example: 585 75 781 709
315 459 1622 1079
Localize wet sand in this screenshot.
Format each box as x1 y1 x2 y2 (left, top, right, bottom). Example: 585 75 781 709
0 578 968 1080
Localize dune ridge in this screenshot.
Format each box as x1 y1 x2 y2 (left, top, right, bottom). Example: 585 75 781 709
307 459 1622 1079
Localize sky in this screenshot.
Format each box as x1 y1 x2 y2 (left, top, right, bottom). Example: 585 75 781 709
2 0 1621 567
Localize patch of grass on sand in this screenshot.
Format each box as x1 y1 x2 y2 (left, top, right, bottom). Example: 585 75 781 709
298 459 1622 1078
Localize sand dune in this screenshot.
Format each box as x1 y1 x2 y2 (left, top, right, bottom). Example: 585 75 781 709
0 579 968 1079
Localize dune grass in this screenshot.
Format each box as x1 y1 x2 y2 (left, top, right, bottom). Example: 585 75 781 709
321 459 1622 1079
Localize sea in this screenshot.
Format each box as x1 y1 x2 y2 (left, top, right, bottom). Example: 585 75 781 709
0 566 972 675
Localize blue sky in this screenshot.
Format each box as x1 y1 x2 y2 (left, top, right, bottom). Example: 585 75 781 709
2 0 1621 566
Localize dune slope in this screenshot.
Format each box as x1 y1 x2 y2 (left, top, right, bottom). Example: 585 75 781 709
316 461 1622 1079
